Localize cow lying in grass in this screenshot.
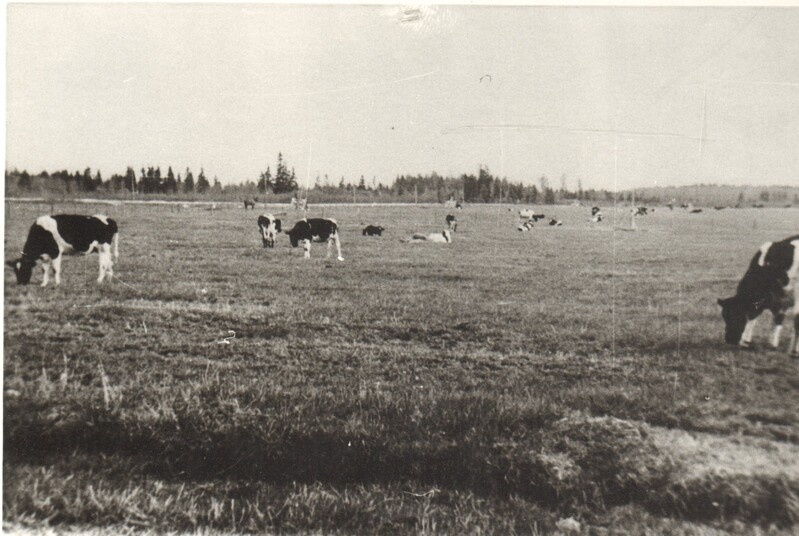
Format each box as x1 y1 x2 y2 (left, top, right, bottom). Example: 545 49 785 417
362 225 385 236
401 230 452 243
7 214 119 286
286 218 343 260
717 235 799 355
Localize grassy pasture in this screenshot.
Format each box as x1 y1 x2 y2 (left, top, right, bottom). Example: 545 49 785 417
4 201 799 534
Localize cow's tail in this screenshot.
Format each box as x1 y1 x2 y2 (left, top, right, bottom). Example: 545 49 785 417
113 231 119 262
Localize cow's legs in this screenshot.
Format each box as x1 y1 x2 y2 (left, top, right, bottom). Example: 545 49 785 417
740 317 758 347
792 315 799 356
97 244 113 283
303 239 311 259
52 255 62 286
332 232 344 261
770 311 785 349
41 260 51 287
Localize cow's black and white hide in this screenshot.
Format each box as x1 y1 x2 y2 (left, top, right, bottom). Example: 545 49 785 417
6 214 118 286
257 213 282 248
362 225 385 236
286 218 343 260
549 218 563 226
402 230 452 243
590 207 603 223
455 201 463 210
445 214 458 232
717 235 799 355
518 220 536 232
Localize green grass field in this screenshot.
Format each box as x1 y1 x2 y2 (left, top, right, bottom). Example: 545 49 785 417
4 201 799 534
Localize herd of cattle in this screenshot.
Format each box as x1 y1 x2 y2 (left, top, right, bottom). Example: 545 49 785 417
4 206 798 355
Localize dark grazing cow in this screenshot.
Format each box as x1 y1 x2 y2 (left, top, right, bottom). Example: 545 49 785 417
363 225 385 236
286 218 343 260
445 214 458 232
257 213 282 248
633 207 649 216
6 214 118 286
244 198 257 210
717 235 799 355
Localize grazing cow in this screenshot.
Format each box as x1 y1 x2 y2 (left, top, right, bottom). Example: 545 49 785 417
633 207 649 216
549 218 563 226
286 218 343 260
455 201 463 210
446 214 458 232
402 230 453 243
590 207 603 223
518 220 536 232
363 225 385 236
257 213 282 248
244 198 257 210
718 235 799 355
690 208 703 213
6 214 118 286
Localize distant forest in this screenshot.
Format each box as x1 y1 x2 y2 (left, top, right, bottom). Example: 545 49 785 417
5 153 799 207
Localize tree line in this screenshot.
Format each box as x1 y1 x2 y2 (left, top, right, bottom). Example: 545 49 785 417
6 154 798 207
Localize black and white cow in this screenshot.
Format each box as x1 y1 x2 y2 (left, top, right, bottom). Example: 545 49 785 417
717 235 799 355
590 207 603 223
286 218 343 260
257 213 282 248
519 209 545 221
549 218 563 226
633 207 649 216
518 220 536 232
402 230 452 243
446 214 458 232
6 214 118 286
363 225 385 236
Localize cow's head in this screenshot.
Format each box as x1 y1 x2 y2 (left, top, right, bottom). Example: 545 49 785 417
287 228 300 248
442 230 452 242
717 296 747 344
6 257 35 285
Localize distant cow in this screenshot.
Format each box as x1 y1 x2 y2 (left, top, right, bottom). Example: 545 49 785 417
7 214 118 286
590 207 603 223
633 207 649 216
257 213 282 248
690 208 703 213
244 198 257 210
363 225 385 236
455 201 463 210
518 220 536 232
717 235 799 355
286 218 343 260
445 214 458 232
549 218 563 226
402 230 452 243
519 209 545 220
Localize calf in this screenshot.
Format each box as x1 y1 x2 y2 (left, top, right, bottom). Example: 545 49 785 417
286 218 343 260
445 214 458 232
6 214 118 286
363 225 385 236
402 230 452 243
257 213 282 248
717 235 799 355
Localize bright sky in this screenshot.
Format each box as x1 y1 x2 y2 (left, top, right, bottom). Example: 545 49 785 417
6 5 799 189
